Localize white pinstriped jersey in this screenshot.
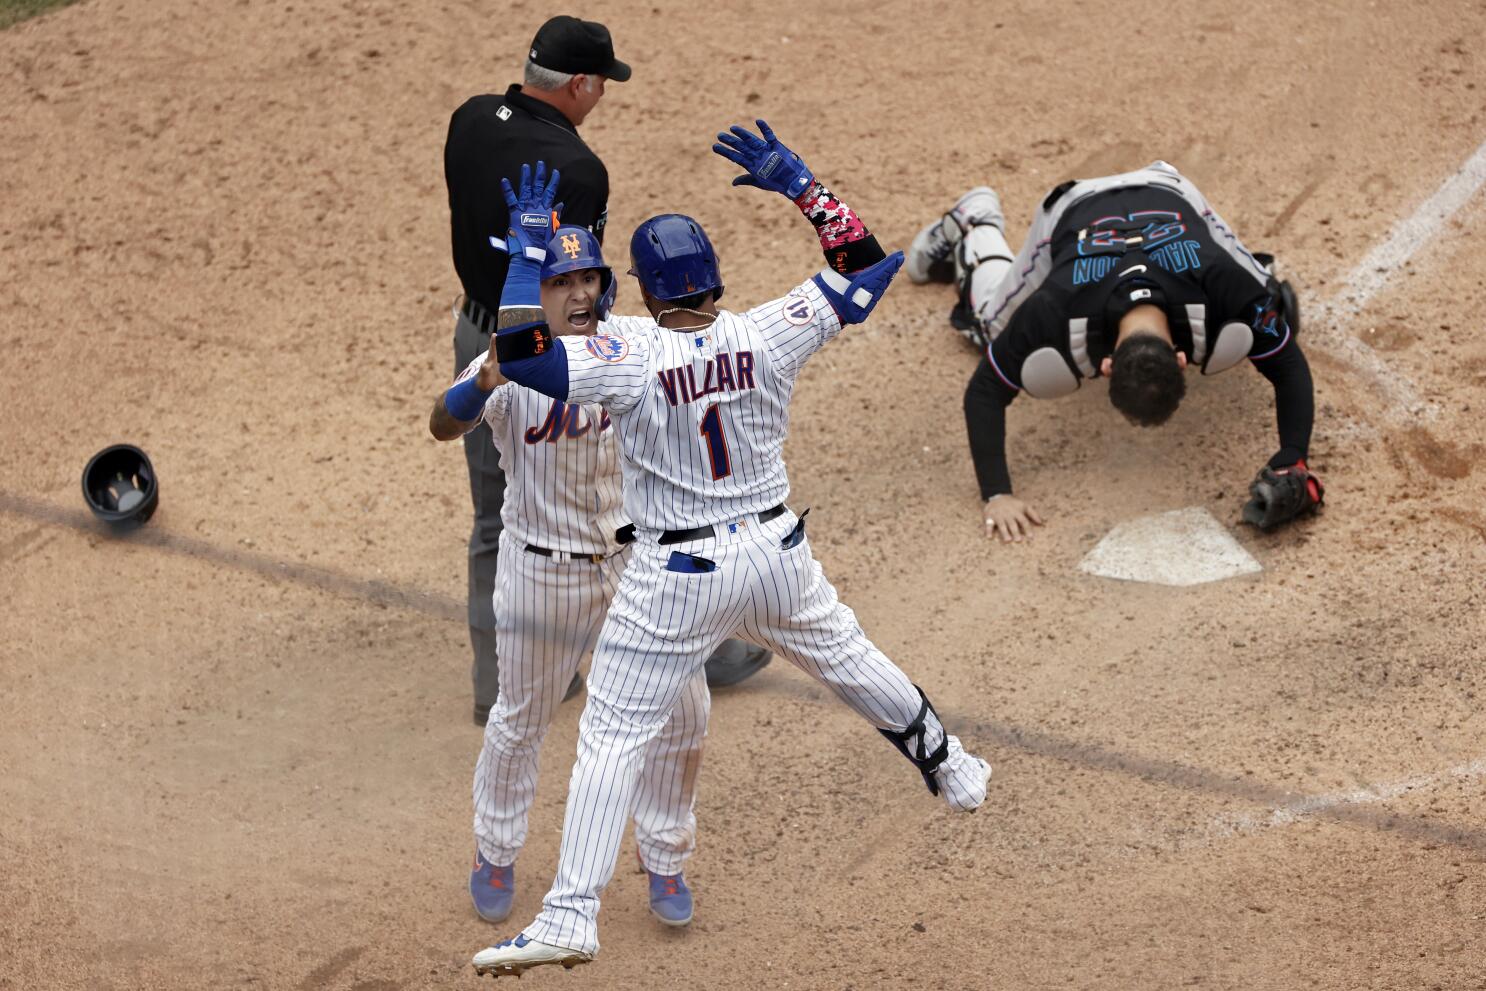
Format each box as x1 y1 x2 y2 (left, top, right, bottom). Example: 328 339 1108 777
557 277 842 532
455 352 626 553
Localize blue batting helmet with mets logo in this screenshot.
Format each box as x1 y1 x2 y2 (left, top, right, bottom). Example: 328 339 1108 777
628 214 725 303
542 225 616 318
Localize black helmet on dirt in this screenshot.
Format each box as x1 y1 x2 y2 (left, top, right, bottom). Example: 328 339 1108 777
82 444 159 529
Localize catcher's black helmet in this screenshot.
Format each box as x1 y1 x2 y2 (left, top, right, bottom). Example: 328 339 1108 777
82 444 159 528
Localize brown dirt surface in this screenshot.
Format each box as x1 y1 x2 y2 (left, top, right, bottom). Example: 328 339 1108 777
3 2 1486 989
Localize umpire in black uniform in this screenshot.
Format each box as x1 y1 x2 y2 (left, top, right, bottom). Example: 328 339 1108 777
444 16 628 724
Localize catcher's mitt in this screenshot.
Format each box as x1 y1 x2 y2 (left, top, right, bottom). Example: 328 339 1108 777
1242 460 1324 530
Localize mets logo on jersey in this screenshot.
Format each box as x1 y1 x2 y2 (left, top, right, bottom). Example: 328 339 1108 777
782 295 814 326
585 335 629 362
560 233 582 259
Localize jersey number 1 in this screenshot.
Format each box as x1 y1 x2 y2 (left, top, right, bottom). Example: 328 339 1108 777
699 404 732 480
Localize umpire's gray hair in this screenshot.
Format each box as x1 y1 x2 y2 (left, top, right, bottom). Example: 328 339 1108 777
523 59 597 92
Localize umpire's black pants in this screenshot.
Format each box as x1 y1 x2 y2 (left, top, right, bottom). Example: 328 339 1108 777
455 310 504 714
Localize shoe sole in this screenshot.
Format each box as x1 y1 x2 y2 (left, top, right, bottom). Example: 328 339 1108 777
474 956 590 978
472 903 514 924
651 906 693 928
908 224 956 285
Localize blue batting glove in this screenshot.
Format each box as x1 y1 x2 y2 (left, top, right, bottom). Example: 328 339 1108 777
712 119 815 200
498 161 562 261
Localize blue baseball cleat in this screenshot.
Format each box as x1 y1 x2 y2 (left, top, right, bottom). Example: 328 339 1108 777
645 867 694 927
469 850 515 923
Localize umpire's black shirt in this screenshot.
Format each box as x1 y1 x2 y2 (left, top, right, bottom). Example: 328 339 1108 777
444 84 609 311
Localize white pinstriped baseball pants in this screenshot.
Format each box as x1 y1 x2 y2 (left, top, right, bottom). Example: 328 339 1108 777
523 510 984 955
473 532 711 873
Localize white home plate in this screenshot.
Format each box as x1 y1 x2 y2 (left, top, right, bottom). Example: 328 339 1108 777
1078 507 1262 587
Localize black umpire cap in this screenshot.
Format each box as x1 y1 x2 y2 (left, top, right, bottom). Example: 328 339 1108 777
528 15 632 82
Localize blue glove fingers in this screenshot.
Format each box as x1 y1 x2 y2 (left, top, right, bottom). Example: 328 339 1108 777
712 144 750 168
517 162 532 204
715 131 748 153
729 124 765 150
756 119 777 143
731 175 762 188
544 166 561 212
501 176 518 212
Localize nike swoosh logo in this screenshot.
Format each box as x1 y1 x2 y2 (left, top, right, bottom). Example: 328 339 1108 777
1119 264 1147 277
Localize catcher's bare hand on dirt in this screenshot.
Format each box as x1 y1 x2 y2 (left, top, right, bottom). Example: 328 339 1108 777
984 494 1044 542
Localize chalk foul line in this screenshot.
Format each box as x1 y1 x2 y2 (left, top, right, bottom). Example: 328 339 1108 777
1308 136 1486 418
1210 757 1486 838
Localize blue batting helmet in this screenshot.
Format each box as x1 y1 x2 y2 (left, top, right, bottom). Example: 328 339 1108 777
542 226 616 319
628 214 725 302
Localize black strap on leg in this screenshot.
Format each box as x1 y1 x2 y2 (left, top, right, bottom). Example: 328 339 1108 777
878 685 950 797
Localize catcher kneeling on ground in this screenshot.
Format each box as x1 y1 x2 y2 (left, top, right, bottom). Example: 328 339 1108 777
908 161 1323 542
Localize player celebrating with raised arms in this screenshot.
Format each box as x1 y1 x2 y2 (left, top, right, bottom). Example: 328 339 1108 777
468 125 993 978
430 227 710 932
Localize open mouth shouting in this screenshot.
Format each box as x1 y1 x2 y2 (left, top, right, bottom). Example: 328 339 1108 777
565 303 596 331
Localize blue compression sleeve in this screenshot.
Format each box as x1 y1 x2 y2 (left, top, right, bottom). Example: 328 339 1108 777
500 255 542 310
492 252 568 398
444 375 493 421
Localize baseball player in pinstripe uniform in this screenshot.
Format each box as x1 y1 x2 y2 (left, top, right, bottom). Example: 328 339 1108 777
430 227 709 930
456 124 993 977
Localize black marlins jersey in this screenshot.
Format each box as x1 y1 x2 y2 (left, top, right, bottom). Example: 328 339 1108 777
987 185 1292 390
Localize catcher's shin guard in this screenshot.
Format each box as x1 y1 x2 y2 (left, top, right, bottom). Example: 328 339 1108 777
879 686 950 796
956 224 1014 338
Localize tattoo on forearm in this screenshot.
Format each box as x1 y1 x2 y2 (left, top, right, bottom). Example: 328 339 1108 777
497 306 544 331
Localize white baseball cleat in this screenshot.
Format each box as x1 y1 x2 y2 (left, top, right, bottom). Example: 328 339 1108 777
934 739 993 812
907 186 1005 284
472 935 592 978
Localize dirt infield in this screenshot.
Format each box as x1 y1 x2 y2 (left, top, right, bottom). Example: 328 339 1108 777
2 1 1484 988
